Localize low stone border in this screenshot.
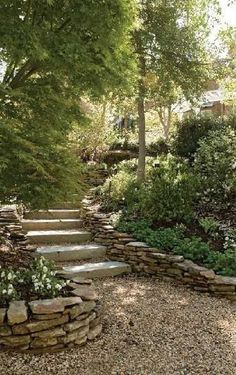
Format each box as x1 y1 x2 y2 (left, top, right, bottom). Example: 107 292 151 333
0 279 102 352
84 203 236 302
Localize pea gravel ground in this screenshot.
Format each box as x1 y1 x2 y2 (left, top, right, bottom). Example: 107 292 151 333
0 275 235 375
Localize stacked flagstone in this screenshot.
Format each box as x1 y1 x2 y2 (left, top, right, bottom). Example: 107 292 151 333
0 279 102 352
0 205 28 250
83 202 236 302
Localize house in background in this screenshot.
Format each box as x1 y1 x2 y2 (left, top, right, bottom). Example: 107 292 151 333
176 80 233 119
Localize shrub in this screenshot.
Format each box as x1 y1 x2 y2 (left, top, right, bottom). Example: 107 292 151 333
199 216 220 235
172 115 225 159
194 128 236 212
207 251 236 276
0 257 67 307
114 157 156 176
100 156 198 224
143 156 198 223
100 170 138 211
173 237 211 264
117 219 185 251
147 138 169 156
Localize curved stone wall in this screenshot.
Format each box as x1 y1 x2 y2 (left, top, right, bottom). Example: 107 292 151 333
0 280 102 352
84 206 236 302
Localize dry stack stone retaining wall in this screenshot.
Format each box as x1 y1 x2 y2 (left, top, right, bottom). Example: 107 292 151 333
0 205 28 250
0 279 102 352
84 203 236 302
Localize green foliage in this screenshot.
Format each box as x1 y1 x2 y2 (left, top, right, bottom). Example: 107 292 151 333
148 138 169 156
100 170 138 211
199 217 220 235
116 218 211 264
172 116 226 159
143 157 198 223
28 257 67 299
0 0 135 94
0 0 136 208
0 111 83 209
194 127 236 212
100 156 198 223
207 251 236 277
172 237 211 264
118 220 184 250
0 257 67 307
116 218 236 276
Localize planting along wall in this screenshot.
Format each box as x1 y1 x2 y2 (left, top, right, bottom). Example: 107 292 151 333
84 205 236 302
0 280 102 352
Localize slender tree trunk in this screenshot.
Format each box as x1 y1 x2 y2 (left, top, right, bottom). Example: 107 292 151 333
158 105 172 141
137 56 146 183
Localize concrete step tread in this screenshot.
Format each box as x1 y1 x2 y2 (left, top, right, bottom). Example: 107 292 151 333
37 243 106 254
59 261 131 278
27 230 90 236
24 209 81 220
25 209 80 214
22 219 82 223
36 243 107 262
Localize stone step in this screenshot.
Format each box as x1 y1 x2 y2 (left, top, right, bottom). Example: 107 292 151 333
27 230 91 245
22 219 83 231
50 202 80 209
24 209 81 220
36 243 106 262
58 261 131 279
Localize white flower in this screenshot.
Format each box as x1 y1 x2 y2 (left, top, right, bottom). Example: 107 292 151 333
1 271 5 278
7 273 13 280
43 266 48 273
47 284 51 290
2 289 7 294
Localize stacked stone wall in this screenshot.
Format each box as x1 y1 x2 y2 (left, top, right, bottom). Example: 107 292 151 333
0 280 102 352
84 206 236 302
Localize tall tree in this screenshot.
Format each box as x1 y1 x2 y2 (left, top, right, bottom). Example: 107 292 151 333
134 0 220 182
0 0 135 208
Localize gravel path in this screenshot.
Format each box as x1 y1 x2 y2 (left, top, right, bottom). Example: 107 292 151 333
0 275 235 375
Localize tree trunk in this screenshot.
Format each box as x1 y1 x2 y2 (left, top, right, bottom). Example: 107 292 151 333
158 105 172 141
137 56 146 183
137 90 146 182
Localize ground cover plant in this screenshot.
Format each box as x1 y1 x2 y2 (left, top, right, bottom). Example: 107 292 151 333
99 115 236 277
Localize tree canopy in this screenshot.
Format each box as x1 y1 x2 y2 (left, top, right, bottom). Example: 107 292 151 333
0 0 136 208
134 0 220 181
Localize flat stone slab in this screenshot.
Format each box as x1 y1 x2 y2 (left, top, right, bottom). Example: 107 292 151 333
127 242 149 248
59 261 131 279
69 284 99 301
22 219 83 231
36 243 106 262
0 308 6 324
24 209 81 220
7 301 28 325
29 297 82 314
27 230 91 245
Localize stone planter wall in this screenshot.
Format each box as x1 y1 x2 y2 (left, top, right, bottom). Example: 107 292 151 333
0 280 102 352
84 204 236 302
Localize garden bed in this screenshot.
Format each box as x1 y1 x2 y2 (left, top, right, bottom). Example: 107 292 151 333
0 278 102 352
